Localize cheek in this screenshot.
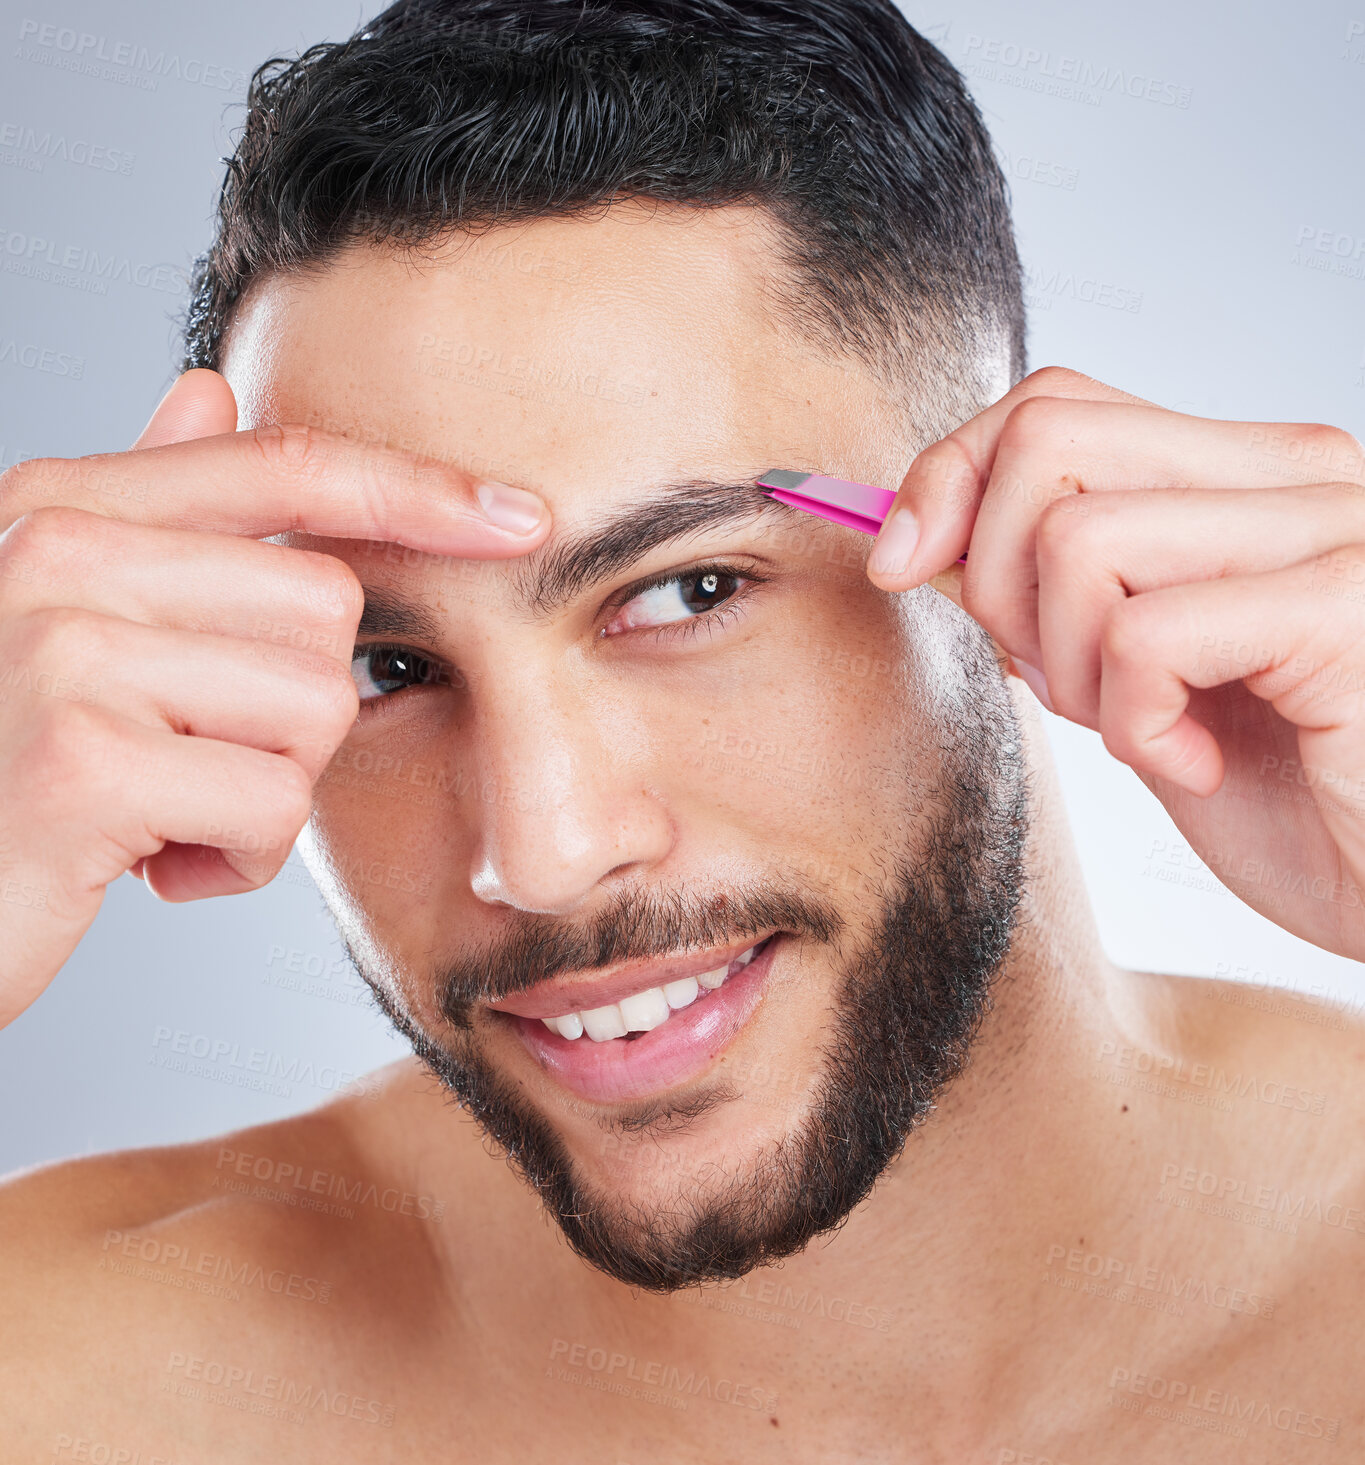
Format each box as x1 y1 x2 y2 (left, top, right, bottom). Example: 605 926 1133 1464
302 730 467 960
629 597 933 893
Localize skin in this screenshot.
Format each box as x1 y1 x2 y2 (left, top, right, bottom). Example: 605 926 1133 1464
2 201 1365 1462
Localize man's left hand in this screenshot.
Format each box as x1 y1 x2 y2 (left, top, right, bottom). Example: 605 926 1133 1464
867 365 1365 962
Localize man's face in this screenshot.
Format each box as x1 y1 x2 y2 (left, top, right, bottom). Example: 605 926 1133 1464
222 202 1027 1290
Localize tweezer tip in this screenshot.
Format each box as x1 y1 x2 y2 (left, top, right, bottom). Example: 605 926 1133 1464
756 468 811 492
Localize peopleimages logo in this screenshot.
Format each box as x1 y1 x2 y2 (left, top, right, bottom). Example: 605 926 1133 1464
957 34 1193 109
548 1338 778 1413
0 336 85 378
1043 1243 1275 1320
1291 225 1365 282
1157 1161 1365 1235
100 1229 334 1305
148 1026 376 1102
1024 264 1143 314
0 225 188 295
164 1351 396 1428
0 119 134 175
1343 19 1364 63
1108 1367 1339 1440
1094 1040 1328 1115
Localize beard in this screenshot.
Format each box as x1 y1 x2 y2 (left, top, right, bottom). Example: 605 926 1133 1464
345 621 1029 1293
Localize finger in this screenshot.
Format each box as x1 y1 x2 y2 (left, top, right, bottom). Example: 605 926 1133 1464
1096 549 1365 799
140 843 278 903
132 368 238 450
963 403 1365 661
102 718 314 896
868 366 1365 596
1036 482 1365 727
4 607 359 778
5 702 312 929
0 506 363 667
867 365 1151 588
0 421 551 558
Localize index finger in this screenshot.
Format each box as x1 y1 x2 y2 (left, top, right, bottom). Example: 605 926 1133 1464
0 422 551 556
867 365 1150 591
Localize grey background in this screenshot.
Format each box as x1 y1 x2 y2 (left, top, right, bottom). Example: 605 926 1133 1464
1 0 1362 1173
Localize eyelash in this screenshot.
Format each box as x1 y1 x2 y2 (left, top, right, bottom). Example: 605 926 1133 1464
603 560 766 645
351 560 765 711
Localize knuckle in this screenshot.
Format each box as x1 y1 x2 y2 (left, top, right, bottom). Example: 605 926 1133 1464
1099 717 1137 767
270 758 316 829
1299 420 1351 446
296 549 365 623
1002 393 1070 448
1020 365 1089 396
1046 678 1084 727
22 603 108 663
0 504 96 567
1344 432 1365 478
1099 598 1153 667
28 700 114 789
265 649 359 748
0 455 62 519
250 422 330 484
958 565 992 620
909 436 976 511
1304 422 1364 473
958 567 1017 637
1034 493 1096 559
314 657 362 726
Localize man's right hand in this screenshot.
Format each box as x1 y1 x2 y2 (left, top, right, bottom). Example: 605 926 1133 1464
0 368 550 1029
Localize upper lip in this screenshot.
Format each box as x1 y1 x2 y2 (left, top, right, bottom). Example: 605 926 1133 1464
485 933 777 1021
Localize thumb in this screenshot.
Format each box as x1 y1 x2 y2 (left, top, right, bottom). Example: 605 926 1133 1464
132 367 238 449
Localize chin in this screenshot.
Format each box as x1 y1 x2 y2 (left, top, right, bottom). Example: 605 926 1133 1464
569 1079 824 1218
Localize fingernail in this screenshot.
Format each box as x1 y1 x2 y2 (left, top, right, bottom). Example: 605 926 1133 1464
475 480 547 534
867 506 919 579
1013 658 1054 712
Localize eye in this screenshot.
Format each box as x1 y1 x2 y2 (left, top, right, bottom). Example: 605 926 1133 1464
603 565 752 636
351 644 454 703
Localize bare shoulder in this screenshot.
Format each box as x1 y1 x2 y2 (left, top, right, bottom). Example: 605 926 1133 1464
1148 968 1365 1119
1136 969 1365 1283
0 1084 365 1262
0 1057 454 1450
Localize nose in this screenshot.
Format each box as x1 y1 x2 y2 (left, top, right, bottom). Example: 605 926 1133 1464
466 668 674 915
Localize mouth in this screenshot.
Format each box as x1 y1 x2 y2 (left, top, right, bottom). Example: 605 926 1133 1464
490 935 782 1104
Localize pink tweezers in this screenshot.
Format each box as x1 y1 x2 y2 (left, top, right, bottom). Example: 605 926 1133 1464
756 470 967 563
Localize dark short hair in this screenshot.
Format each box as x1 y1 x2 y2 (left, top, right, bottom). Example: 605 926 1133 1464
181 0 1025 431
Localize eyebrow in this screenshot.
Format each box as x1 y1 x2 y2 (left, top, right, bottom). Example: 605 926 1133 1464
355 477 803 641
355 585 445 642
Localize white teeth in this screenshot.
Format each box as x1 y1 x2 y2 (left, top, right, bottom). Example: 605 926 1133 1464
618 987 671 1033
580 1005 628 1042
663 976 700 1009
535 943 767 1041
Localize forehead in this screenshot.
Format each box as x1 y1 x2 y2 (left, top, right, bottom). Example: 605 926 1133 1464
220 201 911 520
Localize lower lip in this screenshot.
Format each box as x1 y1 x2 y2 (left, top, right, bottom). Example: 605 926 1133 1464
503 938 781 1104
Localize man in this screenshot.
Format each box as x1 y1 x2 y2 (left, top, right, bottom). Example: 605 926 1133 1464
2 0 1363 1458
